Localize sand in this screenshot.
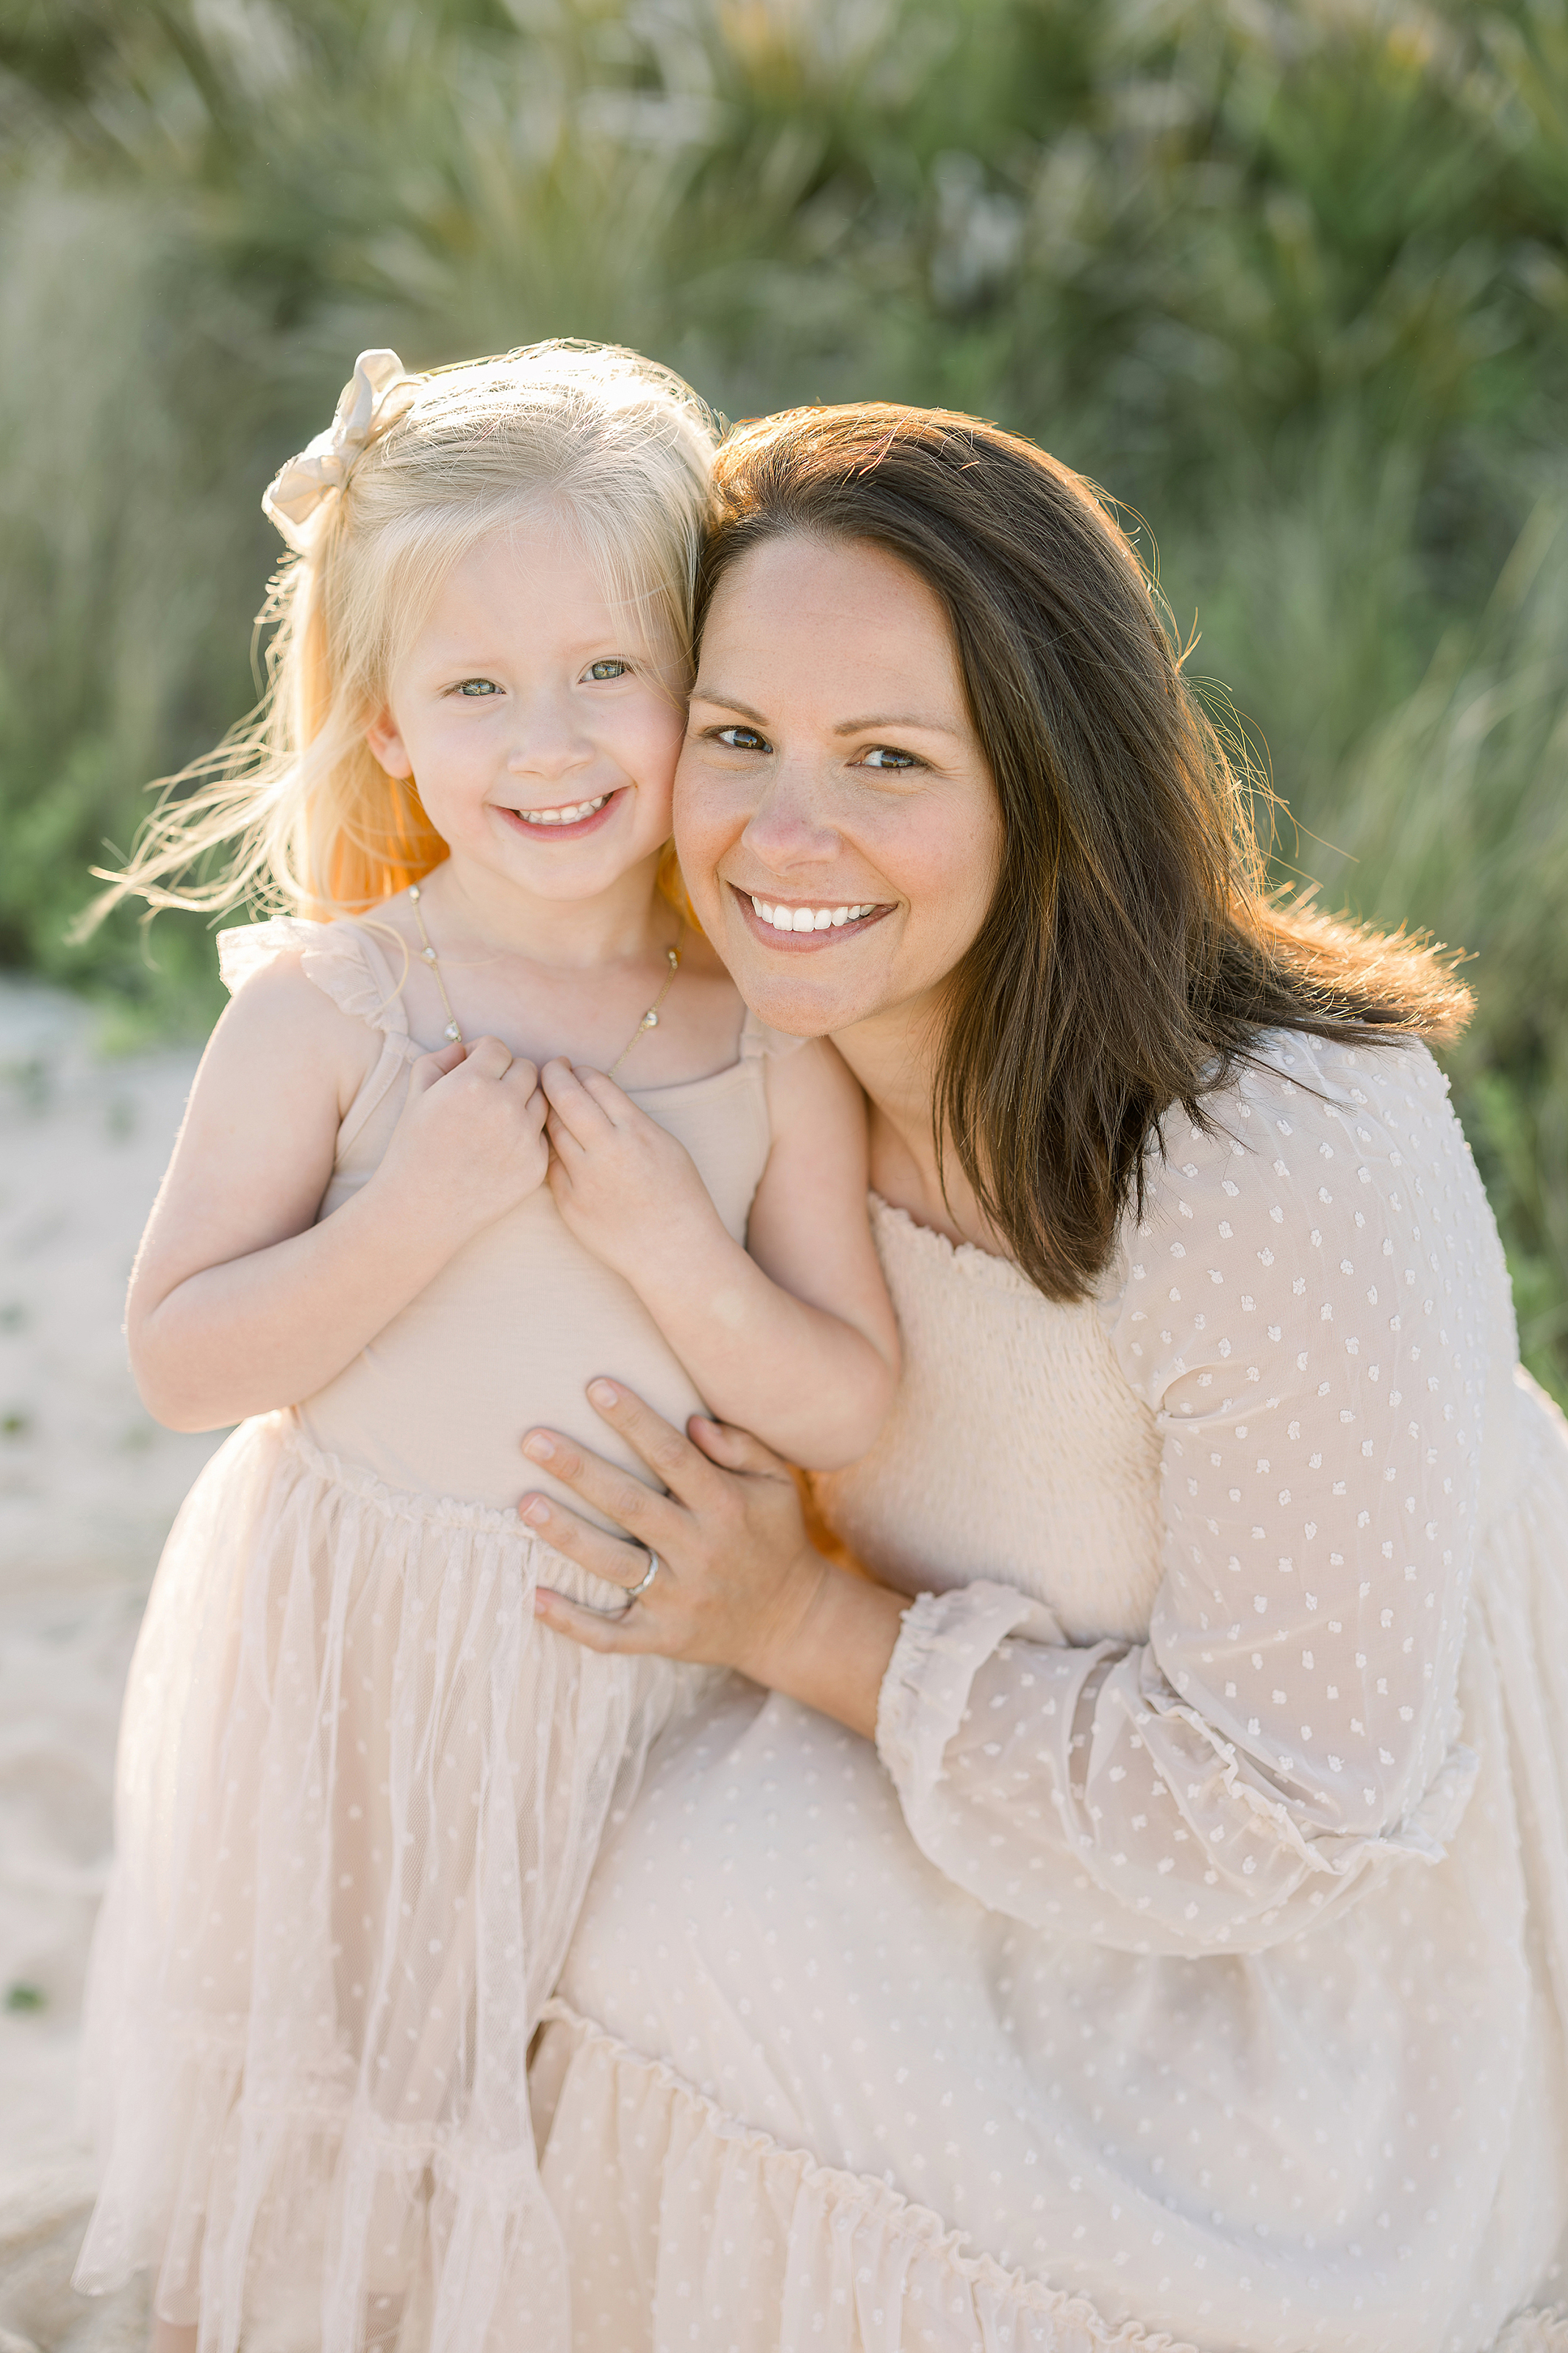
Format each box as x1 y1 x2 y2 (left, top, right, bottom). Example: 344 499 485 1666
0 979 221 2350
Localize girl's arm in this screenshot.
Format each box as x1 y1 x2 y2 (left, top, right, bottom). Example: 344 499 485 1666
130 953 548 1431
541 1040 898 1470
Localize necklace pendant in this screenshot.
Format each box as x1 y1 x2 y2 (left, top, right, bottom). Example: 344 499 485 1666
643 1010 659 1029
444 1020 462 1043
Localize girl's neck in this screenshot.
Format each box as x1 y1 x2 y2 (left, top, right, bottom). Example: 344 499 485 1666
829 999 1009 1257
416 851 671 974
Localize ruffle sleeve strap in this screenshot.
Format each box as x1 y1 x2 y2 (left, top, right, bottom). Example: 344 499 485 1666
217 915 418 1159
217 916 412 1042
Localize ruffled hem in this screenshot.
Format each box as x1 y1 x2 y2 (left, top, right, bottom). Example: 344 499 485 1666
533 2001 1198 2353
76 2018 571 2353
535 2002 1568 2353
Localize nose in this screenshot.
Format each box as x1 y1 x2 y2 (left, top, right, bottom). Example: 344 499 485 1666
506 684 592 784
740 760 842 874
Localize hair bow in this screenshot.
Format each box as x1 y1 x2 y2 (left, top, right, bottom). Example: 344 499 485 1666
262 349 416 554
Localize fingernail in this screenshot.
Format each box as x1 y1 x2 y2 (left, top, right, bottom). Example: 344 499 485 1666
523 1496 550 1525
523 1433 554 1462
587 1380 617 1410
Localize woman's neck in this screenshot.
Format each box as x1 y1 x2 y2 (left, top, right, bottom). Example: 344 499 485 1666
830 1003 1009 1256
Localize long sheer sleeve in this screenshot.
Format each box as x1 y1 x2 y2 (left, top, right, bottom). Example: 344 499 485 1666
874 1034 1501 1954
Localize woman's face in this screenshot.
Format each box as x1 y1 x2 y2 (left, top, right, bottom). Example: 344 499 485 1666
674 533 1003 1041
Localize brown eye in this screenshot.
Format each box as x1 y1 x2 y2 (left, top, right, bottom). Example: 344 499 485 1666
862 745 916 769
716 725 771 753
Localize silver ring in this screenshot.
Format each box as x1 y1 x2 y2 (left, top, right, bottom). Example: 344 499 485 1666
575 1549 659 1618
623 1549 660 1602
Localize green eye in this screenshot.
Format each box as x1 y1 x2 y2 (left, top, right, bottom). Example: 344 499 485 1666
588 659 629 680
457 679 499 697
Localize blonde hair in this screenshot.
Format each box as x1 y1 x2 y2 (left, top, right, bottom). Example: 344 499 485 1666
84 340 717 929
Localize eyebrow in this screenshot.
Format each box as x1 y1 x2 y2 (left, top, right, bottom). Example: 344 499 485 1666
692 689 963 738
831 713 964 739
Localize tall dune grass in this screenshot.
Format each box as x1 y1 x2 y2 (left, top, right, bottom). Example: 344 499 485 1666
0 0 1564 1396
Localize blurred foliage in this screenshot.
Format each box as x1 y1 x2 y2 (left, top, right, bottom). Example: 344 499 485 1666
0 0 1565 1396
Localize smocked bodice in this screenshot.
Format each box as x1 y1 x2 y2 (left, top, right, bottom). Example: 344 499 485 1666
813 1199 1165 1646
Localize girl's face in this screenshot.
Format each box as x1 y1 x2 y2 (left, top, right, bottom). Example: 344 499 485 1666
675 533 1003 1040
366 513 685 904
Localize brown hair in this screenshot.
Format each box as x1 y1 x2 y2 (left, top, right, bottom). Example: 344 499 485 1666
697 404 1471 1302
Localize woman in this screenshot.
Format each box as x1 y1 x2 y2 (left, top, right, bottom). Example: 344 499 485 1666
519 404 1568 2352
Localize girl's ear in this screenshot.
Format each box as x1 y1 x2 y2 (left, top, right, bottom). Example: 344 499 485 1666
365 705 412 779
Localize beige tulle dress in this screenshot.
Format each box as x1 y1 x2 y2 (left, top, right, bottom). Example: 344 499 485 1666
534 1032 1568 2353
73 912 786 2353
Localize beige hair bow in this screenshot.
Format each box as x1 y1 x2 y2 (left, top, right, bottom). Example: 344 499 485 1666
262 349 416 554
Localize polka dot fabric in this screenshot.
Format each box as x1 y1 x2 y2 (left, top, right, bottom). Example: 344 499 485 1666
539 1035 1568 2352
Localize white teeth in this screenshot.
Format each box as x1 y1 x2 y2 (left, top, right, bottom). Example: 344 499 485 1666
520 793 609 825
748 896 876 932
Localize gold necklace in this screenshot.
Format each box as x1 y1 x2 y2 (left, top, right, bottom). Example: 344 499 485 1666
407 882 685 1076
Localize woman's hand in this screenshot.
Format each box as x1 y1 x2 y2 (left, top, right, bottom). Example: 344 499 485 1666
374 1035 549 1246
522 1382 909 1738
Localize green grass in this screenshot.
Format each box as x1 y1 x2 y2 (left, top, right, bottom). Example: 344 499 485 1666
1 0 1564 1395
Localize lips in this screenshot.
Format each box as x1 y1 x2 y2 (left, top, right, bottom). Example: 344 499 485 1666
495 788 622 840
730 883 892 946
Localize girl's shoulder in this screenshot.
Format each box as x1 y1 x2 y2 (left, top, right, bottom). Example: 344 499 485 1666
217 910 412 1043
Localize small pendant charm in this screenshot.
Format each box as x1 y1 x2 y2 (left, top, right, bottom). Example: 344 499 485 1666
444 1020 462 1043
667 947 680 969
422 946 437 963
643 1010 659 1029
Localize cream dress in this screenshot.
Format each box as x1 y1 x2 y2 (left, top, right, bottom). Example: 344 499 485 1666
535 1032 1568 2353
74 911 787 2353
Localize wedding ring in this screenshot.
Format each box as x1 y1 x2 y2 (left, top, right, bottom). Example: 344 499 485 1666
623 1549 660 1602
573 1548 660 1618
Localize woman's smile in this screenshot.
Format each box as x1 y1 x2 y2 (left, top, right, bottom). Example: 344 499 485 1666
731 883 895 946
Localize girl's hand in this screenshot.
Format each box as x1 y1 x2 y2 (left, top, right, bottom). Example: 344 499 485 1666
376 1036 549 1243
523 1382 908 1736
541 1060 717 1279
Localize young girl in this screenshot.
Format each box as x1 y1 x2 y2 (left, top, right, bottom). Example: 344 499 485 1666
71 343 899 2353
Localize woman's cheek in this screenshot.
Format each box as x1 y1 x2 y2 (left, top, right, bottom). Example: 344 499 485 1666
672 770 737 926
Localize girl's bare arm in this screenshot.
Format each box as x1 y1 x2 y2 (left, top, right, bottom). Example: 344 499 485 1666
129 956 547 1431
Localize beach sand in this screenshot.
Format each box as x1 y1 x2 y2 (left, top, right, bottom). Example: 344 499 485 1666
0 980 220 2351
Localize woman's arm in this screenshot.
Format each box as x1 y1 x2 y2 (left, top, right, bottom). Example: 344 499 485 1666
866 1042 1489 1954
129 954 548 1430
540 1038 899 1469
529 1040 1492 1957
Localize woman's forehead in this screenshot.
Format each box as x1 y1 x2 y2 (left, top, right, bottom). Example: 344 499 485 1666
699 533 962 691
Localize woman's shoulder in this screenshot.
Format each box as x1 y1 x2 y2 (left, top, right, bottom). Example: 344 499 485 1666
1116 1026 1472 1279
1164 1028 1452 1182
217 907 412 1040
